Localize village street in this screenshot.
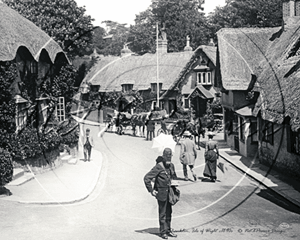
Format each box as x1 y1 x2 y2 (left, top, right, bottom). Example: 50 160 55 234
0 125 300 240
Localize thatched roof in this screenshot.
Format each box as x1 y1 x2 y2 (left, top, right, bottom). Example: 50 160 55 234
82 51 194 92
195 45 217 66
253 22 300 131
217 20 300 131
217 27 280 90
0 2 68 63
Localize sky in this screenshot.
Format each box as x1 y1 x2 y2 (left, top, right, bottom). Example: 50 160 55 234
75 0 226 27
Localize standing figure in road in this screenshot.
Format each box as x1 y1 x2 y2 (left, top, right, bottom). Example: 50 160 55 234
82 128 94 162
203 132 219 182
144 148 178 239
146 113 155 141
180 131 198 181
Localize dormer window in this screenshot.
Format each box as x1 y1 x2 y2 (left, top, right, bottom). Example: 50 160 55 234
151 83 162 92
122 84 133 92
197 72 211 85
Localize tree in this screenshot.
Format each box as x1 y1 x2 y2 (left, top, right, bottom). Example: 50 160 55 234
208 0 282 35
4 0 94 59
129 0 210 54
0 62 17 149
99 21 130 56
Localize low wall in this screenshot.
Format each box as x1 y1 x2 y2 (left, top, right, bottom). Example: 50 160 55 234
15 149 63 175
259 125 300 181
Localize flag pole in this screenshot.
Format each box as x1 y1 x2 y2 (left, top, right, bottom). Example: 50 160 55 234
156 22 160 109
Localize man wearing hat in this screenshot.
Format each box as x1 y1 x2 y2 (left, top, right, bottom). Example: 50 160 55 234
144 148 178 239
180 131 198 181
81 128 94 162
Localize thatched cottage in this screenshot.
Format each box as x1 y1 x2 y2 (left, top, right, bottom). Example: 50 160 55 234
0 1 69 131
79 33 218 120
216 0 300 178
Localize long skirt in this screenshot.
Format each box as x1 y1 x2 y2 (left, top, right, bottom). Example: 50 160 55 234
203 150 217 180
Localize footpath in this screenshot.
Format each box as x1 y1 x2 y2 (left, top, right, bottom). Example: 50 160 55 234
0 145 103 204
201 131 300 208
0 124 299 208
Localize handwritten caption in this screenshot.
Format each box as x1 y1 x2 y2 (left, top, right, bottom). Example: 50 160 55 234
173 228 285 234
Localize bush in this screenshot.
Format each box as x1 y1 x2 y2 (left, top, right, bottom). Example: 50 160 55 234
10 127 62 161
57 118 79 148
0 148 13 186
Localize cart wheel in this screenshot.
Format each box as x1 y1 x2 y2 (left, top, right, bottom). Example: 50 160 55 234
118 125 123 135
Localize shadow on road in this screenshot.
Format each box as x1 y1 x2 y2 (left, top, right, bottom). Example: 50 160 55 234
135 227 160 237
256 188 300 215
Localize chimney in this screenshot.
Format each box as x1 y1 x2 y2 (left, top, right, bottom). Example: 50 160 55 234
121 43 132 57
157 23 168 54
283 0 300 25
184 36 193 51
208 38 215 46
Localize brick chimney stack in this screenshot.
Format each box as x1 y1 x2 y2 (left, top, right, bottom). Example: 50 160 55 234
283 0 300 25
157 23 168 54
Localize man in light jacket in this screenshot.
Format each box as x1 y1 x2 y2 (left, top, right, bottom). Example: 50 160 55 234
180 131 198 181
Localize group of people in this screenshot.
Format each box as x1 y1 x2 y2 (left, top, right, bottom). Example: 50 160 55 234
144 131 219 239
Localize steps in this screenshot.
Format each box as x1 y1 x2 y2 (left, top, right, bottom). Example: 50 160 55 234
8 168 34 186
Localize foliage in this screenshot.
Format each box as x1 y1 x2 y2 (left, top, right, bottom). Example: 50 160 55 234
210 98 222 113
208 0 282 36
4 0 94 59
0 148 13 186
99 21 130 56
10 126 61 161
129 0 210 54
40 64 78 115
0 62 17 140
57 118 79 148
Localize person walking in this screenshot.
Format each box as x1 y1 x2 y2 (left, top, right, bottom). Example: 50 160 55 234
180 131 198 181
144 148 178 239
203 132 219 182
146 113 155 141
81 128 94 162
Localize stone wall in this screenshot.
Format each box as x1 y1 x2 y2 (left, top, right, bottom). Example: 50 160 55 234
258 123 300 181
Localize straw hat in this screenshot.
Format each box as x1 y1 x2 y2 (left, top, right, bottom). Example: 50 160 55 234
183 131 192 137
207 131 215 137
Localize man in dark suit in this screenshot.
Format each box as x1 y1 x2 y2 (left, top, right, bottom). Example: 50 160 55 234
144 148 178 239
81 128 94 162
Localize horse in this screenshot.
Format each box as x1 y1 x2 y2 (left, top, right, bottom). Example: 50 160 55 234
131 112 149 137
186 117 205 150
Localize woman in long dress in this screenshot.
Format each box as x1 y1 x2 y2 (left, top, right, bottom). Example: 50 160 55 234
203 132 219 182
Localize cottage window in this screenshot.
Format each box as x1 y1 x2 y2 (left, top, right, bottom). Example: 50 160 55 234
287 127 300 155
151 83 162 92
239 117 246 142
30 61 38 74
56 97 65 122
16 102 28 130
251 120 258 143
262 120 274 145
122 84 133 92
197 72 212 85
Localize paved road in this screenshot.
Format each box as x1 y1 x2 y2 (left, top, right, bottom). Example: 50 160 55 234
1 125 300 240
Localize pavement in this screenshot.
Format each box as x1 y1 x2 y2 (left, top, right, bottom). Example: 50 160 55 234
0 144 103 204
1 123 300 209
